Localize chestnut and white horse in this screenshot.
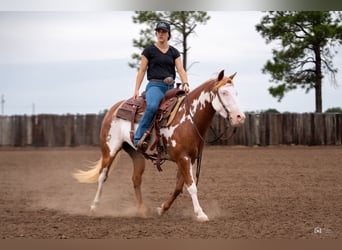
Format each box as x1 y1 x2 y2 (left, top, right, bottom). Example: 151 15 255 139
73 70 245 222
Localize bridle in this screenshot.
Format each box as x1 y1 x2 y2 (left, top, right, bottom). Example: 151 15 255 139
213 86 232 122
207 86 238 144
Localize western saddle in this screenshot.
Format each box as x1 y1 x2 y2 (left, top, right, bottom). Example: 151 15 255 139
116 84 186 170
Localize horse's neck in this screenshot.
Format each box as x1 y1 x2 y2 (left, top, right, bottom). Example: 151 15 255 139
187 86 216 132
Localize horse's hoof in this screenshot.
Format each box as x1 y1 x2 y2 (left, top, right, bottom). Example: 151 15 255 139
157 207 163 216
196 212 209 222
137 206 148 218
90 203 97 214
157 203 165 216
138 211 148 218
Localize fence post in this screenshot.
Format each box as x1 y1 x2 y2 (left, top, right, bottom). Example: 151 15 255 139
0 116 12 146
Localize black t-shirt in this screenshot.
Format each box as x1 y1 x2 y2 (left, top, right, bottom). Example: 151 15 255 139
142 44 180 81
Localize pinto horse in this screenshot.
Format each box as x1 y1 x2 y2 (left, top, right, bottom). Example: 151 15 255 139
73 70 245 222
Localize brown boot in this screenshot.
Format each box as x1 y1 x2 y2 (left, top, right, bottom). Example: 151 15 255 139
136 132 150 153
136 140 148 153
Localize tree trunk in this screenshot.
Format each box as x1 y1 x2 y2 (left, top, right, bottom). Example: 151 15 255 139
314 45 323 113
181 18 188 72
315 76 322 113
182 37 187 71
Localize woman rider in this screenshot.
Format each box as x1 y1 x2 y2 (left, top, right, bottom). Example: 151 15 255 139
133 21 190 150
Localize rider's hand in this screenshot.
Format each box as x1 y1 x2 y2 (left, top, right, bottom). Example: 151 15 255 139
183 83 190 93
133 89 139 99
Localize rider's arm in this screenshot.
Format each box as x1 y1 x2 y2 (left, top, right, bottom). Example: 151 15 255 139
134 55 148 99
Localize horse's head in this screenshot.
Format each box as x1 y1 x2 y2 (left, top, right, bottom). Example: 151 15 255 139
211 70 245 126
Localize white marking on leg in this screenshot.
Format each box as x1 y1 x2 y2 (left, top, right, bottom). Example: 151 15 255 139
186 162 209 222
157 202 165 216
186 182 209 222
90 167 108 211
187 157 195 183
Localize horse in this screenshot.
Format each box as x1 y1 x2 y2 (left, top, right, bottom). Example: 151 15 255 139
73 70 245 222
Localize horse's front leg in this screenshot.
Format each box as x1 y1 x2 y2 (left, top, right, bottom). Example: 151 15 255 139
157 169 184 216
178 156 209 222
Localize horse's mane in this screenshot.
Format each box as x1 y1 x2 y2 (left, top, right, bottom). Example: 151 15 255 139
213 77 233 91
190 74 233 95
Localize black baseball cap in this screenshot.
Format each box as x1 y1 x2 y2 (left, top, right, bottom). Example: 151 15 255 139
155 21 171 33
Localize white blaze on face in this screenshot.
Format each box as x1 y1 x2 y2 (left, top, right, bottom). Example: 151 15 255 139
212 84 244 125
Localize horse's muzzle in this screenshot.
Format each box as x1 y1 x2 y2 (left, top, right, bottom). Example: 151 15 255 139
230 112 246 126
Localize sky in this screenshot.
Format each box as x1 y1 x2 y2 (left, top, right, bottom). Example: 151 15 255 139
0 11 341 115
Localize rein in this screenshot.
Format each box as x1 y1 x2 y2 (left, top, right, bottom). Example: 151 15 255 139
185 95 204 186
185 95 207 143
207 121 237 144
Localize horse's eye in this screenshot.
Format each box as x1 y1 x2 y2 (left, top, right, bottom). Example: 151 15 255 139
221 90 229 96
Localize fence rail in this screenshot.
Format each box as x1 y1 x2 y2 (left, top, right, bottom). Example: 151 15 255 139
1 113 341 147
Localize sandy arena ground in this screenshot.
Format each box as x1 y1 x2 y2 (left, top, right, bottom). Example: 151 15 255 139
0 145 341 239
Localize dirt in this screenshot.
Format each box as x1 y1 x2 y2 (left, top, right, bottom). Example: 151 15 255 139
0 145 341 239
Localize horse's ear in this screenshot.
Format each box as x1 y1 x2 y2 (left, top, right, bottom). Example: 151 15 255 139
229 72 237 79
217 70 224 81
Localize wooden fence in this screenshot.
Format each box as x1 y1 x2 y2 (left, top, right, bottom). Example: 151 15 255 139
207 113 342 146
0 113 341 147
0 114 105 147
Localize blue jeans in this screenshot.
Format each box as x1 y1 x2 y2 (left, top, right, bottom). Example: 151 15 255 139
134 81 174 145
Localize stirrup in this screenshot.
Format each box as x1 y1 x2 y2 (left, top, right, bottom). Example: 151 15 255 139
136 132 150 153
136 140 148 153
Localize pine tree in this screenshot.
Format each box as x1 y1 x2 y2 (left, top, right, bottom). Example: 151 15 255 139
256 11 342 112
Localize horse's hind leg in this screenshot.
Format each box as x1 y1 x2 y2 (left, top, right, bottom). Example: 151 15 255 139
90 152 116 212
73 146 118 212
73 101 127 213
157 169 184 216
131 156 146 216
123 142 146 216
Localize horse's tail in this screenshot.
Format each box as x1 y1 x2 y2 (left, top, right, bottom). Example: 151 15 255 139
73 99 126 184
72 157 103 183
